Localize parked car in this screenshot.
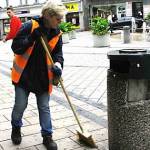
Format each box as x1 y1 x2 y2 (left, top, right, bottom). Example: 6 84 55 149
110 16 143 31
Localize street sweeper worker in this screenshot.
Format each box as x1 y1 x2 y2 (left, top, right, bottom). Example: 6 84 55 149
10 0 66 150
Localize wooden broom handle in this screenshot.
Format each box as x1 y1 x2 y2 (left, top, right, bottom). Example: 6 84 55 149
40 36 84 133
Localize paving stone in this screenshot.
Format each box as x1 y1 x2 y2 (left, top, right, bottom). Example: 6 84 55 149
89 128 108 142
50 105 67 113
49 100 59 107
75 140 108 150
53 128 75 140
70 132 108 149
67 121 105 134
69 98 87 106
25 116 39 125
0 129 11 141
35 144 46 150
0 133 42 150
79 104 98 112
0 102 12 110
21 124 41 136
51 109 73 120
75 147 98 150
19 146 38 150
56 138 81 150
96 140 108 150
90 109 107 117
0 115 8 123
53 117 79 128
36 138 82 150
0 121 11 130
0 145 3 150
23 110 37 118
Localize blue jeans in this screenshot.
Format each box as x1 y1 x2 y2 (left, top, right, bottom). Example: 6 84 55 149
11 86 53 136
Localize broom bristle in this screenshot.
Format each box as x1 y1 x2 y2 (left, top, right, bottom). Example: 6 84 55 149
77 131 97 148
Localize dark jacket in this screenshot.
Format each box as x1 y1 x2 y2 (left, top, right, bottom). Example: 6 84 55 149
11 17 64 94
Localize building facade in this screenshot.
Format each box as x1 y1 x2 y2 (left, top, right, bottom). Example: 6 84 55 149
62 0 84 30
62 0 145 30
143 0 150 17
0 4 43 37
83 0 143 30
0 0 149 36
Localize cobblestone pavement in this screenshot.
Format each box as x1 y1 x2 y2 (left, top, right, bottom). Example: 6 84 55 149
0 31 149 150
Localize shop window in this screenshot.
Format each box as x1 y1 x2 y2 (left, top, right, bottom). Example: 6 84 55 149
66 12 79 26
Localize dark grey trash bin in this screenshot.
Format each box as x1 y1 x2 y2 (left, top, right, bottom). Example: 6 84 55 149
107 49 150 150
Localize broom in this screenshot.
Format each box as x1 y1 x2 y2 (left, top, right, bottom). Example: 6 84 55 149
40 35 97 148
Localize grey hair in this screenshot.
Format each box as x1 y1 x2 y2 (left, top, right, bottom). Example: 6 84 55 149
42 0 67 17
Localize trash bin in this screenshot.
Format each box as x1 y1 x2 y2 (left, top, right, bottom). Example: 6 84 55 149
123 26 131 43
107 49 150 150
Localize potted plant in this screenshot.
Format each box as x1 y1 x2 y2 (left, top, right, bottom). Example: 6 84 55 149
90 17 110 47
59 22 70 44
145 13 150 26
67 22 79 40
70 25 80 39
66 22 74 40
144 13 150 42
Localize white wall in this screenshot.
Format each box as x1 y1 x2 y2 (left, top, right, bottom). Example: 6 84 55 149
0 1 7 8
116 3 126 19
0 0 46 8
144 5 150 18
126 2 132 17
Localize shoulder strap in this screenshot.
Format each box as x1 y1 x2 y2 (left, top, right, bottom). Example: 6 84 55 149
41 33 54 54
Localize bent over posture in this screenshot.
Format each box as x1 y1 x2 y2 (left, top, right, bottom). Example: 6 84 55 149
10 1 66 150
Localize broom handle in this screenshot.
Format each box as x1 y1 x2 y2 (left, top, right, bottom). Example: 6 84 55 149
40 36 84 133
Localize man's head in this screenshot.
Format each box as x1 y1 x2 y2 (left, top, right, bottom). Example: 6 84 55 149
41 0 67 29
7 6 15 18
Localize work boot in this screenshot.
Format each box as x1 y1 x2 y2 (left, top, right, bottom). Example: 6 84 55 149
43 135 58 150
11 127 22 145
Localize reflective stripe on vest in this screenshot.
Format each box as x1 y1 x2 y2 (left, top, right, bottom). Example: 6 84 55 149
12 19 62 94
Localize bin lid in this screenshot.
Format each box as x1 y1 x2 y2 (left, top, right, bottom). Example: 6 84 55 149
107 49 150 79
107 49 150 60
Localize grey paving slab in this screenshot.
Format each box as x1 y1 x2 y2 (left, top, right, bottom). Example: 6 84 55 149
0 134 42 150
21 124 41 136
67 121 105 134
56 138 81 150
19 146 38 150
53 128 75 140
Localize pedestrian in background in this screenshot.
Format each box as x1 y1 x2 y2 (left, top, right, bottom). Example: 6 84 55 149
3 6 22 42
10 0 66 150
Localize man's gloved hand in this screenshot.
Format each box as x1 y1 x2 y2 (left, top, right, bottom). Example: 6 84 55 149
51 62 62 78
31 27 42 41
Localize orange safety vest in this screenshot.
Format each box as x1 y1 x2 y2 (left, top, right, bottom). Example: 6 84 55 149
11 19 62 94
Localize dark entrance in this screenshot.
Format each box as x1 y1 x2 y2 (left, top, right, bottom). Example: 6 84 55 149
132 2 143 18
66 12 80 26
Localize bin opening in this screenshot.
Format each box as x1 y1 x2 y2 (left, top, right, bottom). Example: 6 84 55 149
110 60 130 73
119 49 147 53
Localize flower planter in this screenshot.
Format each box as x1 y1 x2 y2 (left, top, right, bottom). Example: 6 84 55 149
93 33 110 47
69 30 76 40
62 33 69 44
146 32 150 42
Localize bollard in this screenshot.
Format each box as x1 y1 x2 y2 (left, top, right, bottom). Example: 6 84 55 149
107 49 150 150
123 26 131 43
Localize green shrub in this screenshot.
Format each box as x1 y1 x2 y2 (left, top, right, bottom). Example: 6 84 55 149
90 17 109 36
145 13 150 21
59 22 79 33
58 22 70 33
